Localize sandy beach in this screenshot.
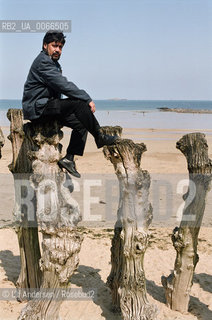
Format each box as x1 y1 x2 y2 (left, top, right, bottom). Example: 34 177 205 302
0 125 212 319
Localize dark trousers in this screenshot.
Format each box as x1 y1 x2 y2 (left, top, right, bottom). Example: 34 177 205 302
42 98 101 156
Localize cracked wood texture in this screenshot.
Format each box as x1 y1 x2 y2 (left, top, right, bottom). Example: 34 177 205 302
7 109 42 293
0 127 4 158
161 132 212 313
15 115 83 319
102 126 158 320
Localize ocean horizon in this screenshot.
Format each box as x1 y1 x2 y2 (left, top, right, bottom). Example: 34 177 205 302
1 99 212 130
1 99 212 111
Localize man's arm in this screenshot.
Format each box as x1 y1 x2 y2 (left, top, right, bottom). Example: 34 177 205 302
38 57 92 103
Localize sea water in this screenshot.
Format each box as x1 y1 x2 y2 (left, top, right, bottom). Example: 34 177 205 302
1 99 212 130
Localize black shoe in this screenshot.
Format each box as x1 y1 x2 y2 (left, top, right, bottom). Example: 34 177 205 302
58 157 81 178
95 133 119 149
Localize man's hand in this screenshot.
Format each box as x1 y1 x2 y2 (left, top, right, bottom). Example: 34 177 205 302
89 101 96 113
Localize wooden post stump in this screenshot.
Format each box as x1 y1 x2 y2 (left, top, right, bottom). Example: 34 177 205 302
0 127 4 158
102 126 158 320
161 132 212 313
7 109 42 293
15 116 83 319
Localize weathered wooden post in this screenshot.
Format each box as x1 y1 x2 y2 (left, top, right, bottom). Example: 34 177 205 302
7 109 83 318
17 115 83 319
161 132 212 313
102 126 158 320
7 109 42 292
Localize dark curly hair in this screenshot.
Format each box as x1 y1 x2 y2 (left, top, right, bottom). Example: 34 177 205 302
42 30 66 49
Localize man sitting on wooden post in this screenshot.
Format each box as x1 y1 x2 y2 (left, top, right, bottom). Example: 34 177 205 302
22 30 118 178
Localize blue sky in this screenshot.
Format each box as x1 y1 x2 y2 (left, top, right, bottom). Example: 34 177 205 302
0 0 211 100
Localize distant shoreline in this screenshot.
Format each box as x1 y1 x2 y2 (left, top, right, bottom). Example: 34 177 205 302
158 107 212 114
106 98 128 101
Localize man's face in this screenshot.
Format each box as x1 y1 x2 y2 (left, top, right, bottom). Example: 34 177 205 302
43 41 64 61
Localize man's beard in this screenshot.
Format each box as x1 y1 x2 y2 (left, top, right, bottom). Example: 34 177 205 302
51 53 60 61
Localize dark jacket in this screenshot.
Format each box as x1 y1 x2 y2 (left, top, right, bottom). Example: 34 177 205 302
22 50 92 120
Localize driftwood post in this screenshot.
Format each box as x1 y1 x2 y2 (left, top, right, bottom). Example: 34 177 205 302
0 127 4 158
161 132 212 312
18 115 83 319
102 126 158 320
7 109 42 292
